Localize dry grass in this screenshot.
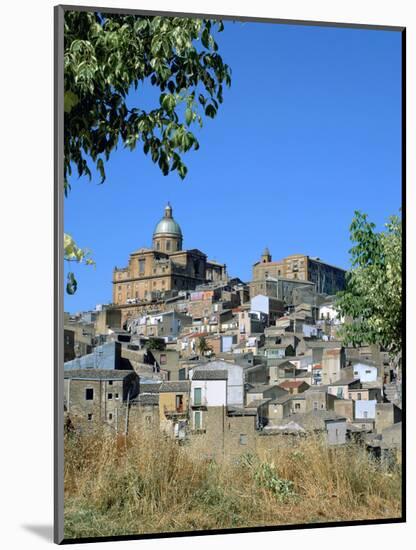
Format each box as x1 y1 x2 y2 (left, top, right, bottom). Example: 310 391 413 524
64 425 402 539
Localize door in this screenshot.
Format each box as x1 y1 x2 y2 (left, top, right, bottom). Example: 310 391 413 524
194 387 202 406
194 411 201 430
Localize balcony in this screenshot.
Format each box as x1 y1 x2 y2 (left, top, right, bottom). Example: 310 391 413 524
163 405 188 418
190 397 208 410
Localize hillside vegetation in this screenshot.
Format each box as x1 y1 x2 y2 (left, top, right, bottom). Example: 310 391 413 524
64 427 401 539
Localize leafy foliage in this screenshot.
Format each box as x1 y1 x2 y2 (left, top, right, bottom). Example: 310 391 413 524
198 336 212 355
146 338 166 351
64 11 231 192
64 233 95 294
241 454 296 502
336 211 402 355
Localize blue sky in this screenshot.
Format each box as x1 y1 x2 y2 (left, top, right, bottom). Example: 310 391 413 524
64 20 402 313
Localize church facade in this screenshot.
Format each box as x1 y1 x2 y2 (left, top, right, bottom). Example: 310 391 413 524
252 249 346 296
112 204 226 306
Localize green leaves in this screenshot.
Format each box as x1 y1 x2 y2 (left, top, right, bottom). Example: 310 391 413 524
160 93 176 114
185 107 193 125
205 104 217 118
66 272 78 295
64 233 95 295
96 158 105 183
64 12 231 187
335 211 402 356
64 90 79 113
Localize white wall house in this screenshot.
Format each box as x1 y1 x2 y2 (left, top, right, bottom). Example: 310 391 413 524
250 295 270 316
189 360 244 407
353 363 378 383
355 399 377 420
190 374 227 408
319 303 344 324
189 370 227 431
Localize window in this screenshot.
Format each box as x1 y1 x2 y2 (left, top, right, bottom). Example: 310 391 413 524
108 393 113 400
364 411 368 419
194 387 202 406
348 393 352 399
179 368 186 380
194 411 201 430
85 388 94 400
87 413 93 421
166 240 171 251
145 415 152 424
239 434 248 445
313 401 318 411
176 394 184 412
357 393 362 400
295 403 301 410
108 413 113 421
365 370 371 374
139 259 145 274
160 354 167 365
115 393 119 399
108 380 113 385
156 241 160 250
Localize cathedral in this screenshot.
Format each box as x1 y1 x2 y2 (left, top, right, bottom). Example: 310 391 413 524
112 203 227 305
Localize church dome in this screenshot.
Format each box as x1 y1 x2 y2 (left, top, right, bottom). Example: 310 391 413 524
153 203 183 238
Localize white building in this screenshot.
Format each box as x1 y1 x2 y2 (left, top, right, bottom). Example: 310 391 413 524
353 363 378 383
189 360 244 407
355 399 377 420
318 303 344 324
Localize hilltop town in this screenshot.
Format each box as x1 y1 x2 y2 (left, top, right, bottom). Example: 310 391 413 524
64 204 402 464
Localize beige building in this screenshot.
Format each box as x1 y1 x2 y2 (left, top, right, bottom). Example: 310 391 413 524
252 249 346 296
113 204 226 310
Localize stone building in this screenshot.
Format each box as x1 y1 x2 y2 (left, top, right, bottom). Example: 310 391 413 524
112 204 226 309
252 249 346 296
64 369 140 428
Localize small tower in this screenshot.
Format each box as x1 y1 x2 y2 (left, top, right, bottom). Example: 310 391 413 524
261 247 272 263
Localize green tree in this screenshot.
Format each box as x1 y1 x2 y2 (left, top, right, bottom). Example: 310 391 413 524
64 11 231 190
198 336 212 355
336 211 402 356
146 338 166 351
64 11 231 293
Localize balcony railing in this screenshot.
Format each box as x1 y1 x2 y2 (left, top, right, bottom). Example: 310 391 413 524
163 405 188 417
191 397 208 409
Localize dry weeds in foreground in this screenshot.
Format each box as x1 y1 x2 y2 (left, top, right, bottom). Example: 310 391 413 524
64 425 401 539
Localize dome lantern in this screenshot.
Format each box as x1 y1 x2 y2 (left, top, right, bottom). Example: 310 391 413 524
152 203 183 253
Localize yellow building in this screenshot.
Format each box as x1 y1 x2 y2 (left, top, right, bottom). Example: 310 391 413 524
158 381 190 436
252 249 345 295
113 204 226 306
